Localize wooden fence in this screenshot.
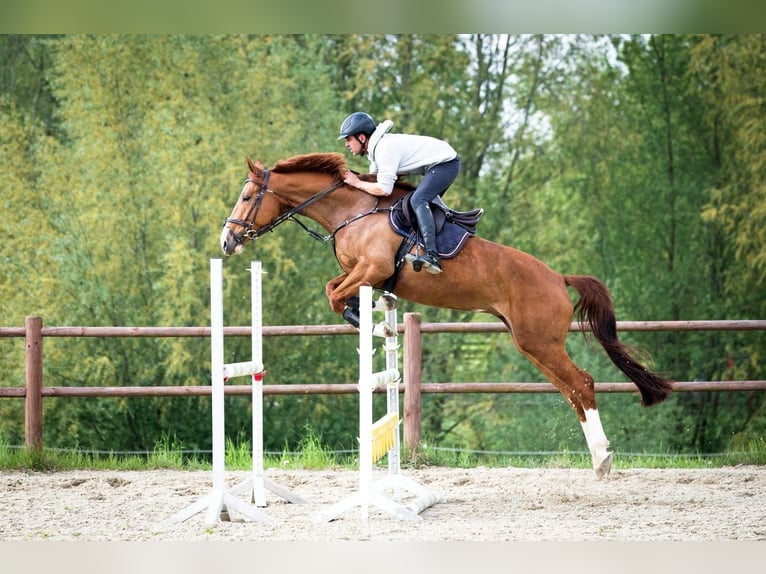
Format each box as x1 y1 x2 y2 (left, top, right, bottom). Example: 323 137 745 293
1 316 765 452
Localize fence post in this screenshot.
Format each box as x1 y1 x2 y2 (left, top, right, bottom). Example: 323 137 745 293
25 316 43 450
403 312 422 453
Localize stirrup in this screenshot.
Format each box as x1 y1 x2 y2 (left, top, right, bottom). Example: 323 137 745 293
405 252 442 275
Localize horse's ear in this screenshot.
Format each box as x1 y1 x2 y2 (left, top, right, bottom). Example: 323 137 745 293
246 157 266 173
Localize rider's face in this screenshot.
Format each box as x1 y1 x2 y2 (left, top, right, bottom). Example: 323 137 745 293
343 134 366 155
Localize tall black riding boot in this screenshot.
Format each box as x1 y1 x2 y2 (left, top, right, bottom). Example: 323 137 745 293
409 202 442 274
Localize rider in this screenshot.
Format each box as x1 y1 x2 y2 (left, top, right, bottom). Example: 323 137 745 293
338 111 461 275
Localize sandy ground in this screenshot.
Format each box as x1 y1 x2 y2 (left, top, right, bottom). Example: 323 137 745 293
1 465 764 542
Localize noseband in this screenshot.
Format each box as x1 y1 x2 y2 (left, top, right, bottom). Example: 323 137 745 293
223 169 346 246
223 171 271 245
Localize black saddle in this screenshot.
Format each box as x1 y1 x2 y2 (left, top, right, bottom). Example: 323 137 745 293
382 194 483 292
392 195 484 239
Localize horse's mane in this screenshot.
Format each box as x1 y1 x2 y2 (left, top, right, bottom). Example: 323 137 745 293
270 152 416 191
271 153 347 179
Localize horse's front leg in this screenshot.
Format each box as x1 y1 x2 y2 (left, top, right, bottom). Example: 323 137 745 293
325 273 349 314
326 264 396 337
327 262 390 313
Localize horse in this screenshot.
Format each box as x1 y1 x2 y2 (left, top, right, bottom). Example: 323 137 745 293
220 152 674 478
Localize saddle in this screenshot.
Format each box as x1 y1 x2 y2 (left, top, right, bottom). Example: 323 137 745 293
383 193 483 291
393 195 484 243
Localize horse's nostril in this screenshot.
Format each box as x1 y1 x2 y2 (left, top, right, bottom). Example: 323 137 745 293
220 228 234 254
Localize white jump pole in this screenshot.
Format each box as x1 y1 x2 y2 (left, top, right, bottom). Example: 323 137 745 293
228 261 307 506
167 259 305 526
313 286 441 523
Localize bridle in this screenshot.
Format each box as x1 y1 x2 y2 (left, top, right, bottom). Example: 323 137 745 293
223 169 348 246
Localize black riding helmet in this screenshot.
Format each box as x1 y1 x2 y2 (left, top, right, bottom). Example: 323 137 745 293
338 112 376 140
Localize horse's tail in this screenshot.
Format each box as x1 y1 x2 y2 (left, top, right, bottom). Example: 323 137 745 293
564 274 674 407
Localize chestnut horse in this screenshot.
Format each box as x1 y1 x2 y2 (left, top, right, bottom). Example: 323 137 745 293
220 152 674 478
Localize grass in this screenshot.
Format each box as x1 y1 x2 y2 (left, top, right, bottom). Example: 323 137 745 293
277 425 340 470
1 432 764 472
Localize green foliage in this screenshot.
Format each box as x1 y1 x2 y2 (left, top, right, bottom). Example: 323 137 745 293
149 432 186 469
3 428 761 472
290 425 339 469
224 433 252 470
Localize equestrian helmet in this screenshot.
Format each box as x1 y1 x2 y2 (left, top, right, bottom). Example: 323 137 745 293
338 112 376 140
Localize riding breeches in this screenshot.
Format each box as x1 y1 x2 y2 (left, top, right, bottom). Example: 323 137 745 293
409 156 461 210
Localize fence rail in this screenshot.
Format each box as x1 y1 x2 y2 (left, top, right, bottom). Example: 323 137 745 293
2 316 765 451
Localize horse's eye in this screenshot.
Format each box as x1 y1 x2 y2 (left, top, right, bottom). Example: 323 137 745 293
242 195 251 202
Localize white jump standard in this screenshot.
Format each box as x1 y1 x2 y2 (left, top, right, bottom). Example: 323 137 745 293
314 285 442 523
167 259 306 526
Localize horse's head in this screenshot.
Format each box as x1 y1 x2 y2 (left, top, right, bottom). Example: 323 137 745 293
220 157 283 256
222 152 360 255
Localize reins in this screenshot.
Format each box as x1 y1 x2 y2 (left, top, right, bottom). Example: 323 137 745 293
224 168 388 245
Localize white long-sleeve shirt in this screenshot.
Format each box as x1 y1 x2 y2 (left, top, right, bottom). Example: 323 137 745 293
367 120 457 194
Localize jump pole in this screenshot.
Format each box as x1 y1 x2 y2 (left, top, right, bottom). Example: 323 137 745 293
166 259 306 526
227 260 307 507
313 285 442 523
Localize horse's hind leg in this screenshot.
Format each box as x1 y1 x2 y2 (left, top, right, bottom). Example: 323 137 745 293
580 407 612 478
524 346 612 477
506 311 613 478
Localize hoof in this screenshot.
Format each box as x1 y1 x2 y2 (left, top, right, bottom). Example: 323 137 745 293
373 293 398 311
372 321 396 338
594 451 613 479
